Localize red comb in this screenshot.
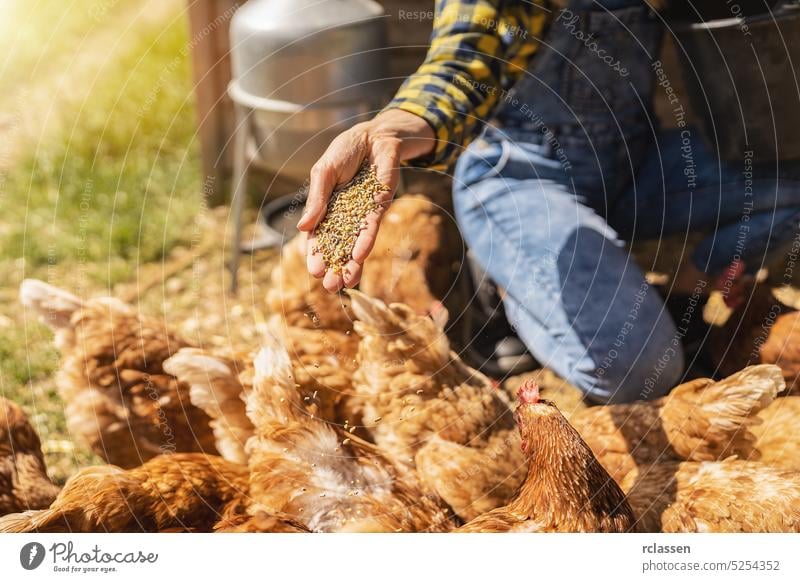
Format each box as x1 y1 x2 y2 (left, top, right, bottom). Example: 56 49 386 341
517 380 540 404
715 260 746 308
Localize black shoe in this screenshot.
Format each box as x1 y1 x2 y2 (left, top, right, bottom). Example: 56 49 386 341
663 292 714 379
461 251 537 377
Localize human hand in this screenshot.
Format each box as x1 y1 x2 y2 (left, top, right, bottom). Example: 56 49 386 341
296 108 435 292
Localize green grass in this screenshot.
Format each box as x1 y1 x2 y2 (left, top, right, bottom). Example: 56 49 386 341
2 12 203 282
0 1 203 481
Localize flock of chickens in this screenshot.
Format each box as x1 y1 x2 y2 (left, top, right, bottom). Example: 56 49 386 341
2 194 800 533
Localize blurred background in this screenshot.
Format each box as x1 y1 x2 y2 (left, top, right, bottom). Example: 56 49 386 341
0 0 437 483
1 0 212 479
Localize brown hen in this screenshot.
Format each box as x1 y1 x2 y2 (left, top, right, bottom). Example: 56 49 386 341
570 365 785 483
244 339 454 532
623 458 800 532
458 381 637 533
0 453 248 532
347 290 526 521
0 398 60 515
20 279 217 468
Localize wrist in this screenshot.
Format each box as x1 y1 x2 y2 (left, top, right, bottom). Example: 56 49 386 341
371 109 436 163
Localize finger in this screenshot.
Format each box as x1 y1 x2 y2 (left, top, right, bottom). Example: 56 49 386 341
342 260 363 288
350 142 396 264
306 233 326 278
298 161 337 231
350 210 384 265
369 139 401 195
323 269 345 293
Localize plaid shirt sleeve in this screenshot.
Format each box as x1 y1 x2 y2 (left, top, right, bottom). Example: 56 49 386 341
385 0 551 170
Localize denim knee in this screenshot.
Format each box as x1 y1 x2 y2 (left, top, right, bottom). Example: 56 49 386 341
577 327 685 405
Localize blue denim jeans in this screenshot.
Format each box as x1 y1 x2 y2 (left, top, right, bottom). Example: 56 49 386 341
453 126 800 403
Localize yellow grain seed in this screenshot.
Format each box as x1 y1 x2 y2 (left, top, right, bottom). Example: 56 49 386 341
313 164 387 273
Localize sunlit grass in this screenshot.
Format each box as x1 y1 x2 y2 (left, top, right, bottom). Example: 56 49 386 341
0 0 203 481
0 0 116 88
2 6 201 282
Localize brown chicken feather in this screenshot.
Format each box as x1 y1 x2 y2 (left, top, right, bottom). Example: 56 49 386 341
0 398 60 515
571 365 785 483
347 289 525 521
749 396 800 470
213 506 310 533
245 339 454 532
458 381 637 533
360 194 462 315
163 350 255 465
20 279 217 468
265 235 354 332
214 512 309 533
269 315 361 426
0 453 248 533
623 458 800 532
414 432 523 523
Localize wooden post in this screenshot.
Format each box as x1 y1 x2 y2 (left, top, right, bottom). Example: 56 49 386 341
186 0 243 206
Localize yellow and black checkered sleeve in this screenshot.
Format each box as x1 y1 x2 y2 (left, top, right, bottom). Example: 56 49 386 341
386 0 550 170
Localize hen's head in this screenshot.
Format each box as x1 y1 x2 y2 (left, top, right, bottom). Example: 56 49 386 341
514 379 568 455
510 381 637 532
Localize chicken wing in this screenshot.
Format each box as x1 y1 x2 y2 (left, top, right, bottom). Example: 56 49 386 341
1 398 60 515
0 453 248 532
20 279 217 467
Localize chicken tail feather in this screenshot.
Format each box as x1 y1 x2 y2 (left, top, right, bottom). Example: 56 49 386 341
0 510 46 533
246 338 302 430
164 349 254 464
20 279 84 330
347 289 396 332
665 364 785 460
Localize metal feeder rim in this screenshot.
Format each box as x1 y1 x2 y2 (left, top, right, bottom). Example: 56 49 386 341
671 2 800 31
227 79 378 112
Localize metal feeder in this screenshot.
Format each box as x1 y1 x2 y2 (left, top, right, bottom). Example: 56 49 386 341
227 0 388 290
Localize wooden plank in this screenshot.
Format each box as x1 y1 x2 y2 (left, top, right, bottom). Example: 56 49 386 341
186 0 243 205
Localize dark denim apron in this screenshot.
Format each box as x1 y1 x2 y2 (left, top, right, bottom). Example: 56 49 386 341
487 0 663 200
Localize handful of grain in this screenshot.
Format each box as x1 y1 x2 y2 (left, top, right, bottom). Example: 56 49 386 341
313 164 387 274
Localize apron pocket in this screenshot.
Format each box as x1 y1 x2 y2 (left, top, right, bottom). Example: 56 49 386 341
453 138 511 187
